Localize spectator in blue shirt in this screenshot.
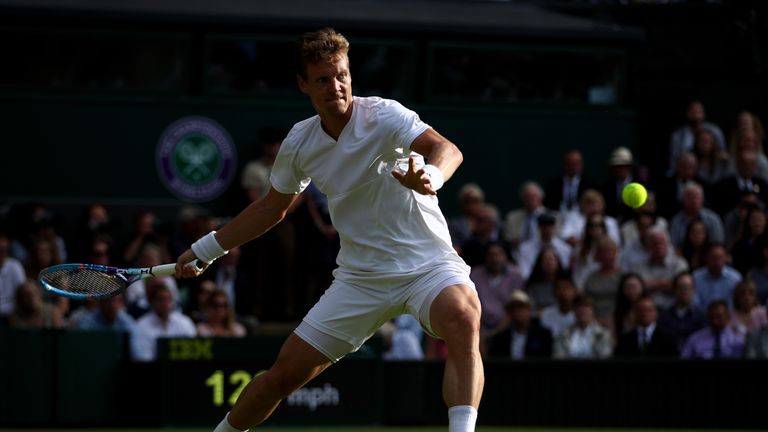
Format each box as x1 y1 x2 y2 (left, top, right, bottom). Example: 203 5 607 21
681 300 744 359
692 243 742 308
78 294 136 334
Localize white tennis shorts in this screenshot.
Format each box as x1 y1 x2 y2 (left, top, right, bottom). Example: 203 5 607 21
294 258 474 362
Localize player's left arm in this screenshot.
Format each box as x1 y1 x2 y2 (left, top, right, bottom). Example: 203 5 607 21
392 128 463 195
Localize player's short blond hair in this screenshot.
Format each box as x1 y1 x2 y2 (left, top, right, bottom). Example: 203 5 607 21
296 28 350 79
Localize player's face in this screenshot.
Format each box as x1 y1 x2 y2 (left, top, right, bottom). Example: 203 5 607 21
298 55 352 119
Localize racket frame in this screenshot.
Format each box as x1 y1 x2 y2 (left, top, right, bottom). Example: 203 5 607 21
39 263 178 300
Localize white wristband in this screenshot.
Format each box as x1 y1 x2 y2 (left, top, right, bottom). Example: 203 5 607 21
191 231 228 264
423 164 445 191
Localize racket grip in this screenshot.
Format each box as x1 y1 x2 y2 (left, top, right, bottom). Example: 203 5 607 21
151 260 204 277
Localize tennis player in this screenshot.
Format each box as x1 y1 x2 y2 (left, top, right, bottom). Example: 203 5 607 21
176 28 483 432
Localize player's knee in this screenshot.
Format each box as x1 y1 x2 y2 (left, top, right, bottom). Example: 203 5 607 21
261 368 302 399
444 297 481 336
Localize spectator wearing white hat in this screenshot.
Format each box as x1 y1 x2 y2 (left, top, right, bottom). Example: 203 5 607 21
601 146 637 223
485 290 553 359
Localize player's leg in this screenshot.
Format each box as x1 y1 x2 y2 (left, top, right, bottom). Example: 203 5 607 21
217 333 333 431
429 283 483 431
218 277 386 431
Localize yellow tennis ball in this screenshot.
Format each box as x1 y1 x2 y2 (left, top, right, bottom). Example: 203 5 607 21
622 182 648 208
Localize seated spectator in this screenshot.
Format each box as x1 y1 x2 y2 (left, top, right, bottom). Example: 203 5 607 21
668 99 726 176
460 204 508 268
196 288 246 337
189 279 216 323
713 150 768 215
125 244 180 317
725 130 768 181
730 110 765 150
240 127 284 203
729 281 767 336
553 295 612 359
658 272 707 352
0 233 26 325
539 273 577 337
745 322 768 359
601 146 638 222
9 280 65 329
692 129 729 189
559 189 621 248
209 246 246 312
620 207 667 254
504 181 558 249
448 183 485 252
544 149 596 215
722 191 763 249
681 300 745 359
10 205 68 265
471 242 524 333
677 218 709 270
24 236 63 282
379 316 424 361
620 211 667 272
583 237 622 327
746 237 768 304
70 203 114 262
613 273 647 337
68 238 111 326
87 235 113 266
730 207 767 275
486 291 552 359
524 247 566 310
78 294 136 334
68 299 97 329
655 152 705 220
132 284 196 362
693 243 742 308
634 226 689 309
669 182 724 249
615 295 677 357
121 210 172 266
516 213 571 281
571 214 607 290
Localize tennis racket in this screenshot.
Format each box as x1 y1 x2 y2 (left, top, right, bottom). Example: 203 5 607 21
39 260 203 300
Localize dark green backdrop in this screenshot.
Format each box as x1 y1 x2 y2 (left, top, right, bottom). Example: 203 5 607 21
1 94 633 217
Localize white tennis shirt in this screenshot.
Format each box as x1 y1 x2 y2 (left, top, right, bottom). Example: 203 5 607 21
271 96 464 278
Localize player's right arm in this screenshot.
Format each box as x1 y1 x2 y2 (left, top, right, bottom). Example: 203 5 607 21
175 187 300 278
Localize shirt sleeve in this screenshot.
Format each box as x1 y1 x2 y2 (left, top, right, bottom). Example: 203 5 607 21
378 100 430 152
269 131 311 194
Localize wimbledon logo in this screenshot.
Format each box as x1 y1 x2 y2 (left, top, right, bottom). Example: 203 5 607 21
156 116 237 202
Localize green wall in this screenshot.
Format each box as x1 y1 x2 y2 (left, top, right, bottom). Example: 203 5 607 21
1 94 633 216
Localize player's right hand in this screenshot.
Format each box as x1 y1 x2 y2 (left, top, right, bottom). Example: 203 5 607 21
391 156 437 196
175 249 208 278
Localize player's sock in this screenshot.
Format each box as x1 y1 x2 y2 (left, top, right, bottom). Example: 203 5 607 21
213 412 248 432
448 405 478 432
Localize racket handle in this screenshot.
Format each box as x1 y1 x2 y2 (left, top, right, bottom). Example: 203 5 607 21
151 260 204 277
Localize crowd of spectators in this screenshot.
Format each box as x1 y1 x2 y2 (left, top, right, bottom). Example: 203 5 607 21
461 101 768 361
1 102 767 362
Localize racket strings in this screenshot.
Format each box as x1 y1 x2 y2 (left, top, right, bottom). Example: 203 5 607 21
40 268 127 298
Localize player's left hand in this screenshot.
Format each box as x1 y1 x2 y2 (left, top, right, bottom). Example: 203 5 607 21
391 157 437 196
